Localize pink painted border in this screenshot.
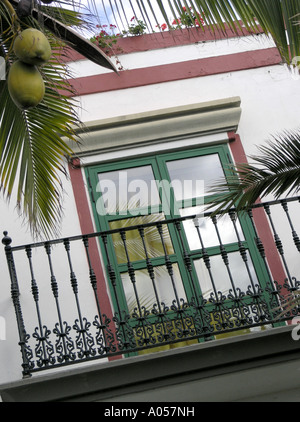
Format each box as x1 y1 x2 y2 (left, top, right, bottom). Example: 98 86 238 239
62 25 264 62
68 159 121 361
62 48 281 97
228 131 288 289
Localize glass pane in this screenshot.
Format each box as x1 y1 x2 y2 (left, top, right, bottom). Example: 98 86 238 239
122 264 186 314
166 154 225 201
180 206 244 250
109 214 174 264
97 166 160 214
194 251 258 299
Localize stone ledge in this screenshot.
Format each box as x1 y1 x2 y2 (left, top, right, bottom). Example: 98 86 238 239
68 97 241 157
1 325 300 402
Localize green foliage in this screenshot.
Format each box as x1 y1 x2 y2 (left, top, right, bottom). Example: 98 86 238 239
125 17 147 36
206 130 300 215
90 23 123 54
0 2 81 238
99 0 300 67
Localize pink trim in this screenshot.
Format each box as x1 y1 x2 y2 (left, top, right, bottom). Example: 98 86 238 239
228 132 288 290
68 159 121 361
62 48 281 97
62 25 264 62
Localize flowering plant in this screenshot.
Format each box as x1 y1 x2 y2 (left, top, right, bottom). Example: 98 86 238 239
157 6 205 31
90 24 123 54
90 17 147 69
90 17 147 53
124 16 147 36
180 6 205 27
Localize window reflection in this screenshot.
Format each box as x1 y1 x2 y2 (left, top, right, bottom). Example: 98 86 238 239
98 166 160 214
166 154 225 201
109 214 174 264
180 206 244 250
194 251 258 299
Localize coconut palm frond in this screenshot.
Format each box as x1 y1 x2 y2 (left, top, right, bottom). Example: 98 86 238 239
273 290 300 319
0 0 118 238
0 3 83 238
8 0 117 71
0 75 80 238
206 130 300 216
32 7 117 71
98 0 300 67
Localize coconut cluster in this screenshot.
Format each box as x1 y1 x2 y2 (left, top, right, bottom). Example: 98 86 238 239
8 28 51 109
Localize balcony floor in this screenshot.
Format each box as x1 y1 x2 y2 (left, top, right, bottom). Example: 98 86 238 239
1 325 300 402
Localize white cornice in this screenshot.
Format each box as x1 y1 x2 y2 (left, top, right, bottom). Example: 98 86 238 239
68 96 242 158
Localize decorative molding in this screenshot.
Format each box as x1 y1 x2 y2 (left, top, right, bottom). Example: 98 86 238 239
68 97 242 158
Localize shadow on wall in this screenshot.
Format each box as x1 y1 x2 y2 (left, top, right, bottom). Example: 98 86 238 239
0 316 6 341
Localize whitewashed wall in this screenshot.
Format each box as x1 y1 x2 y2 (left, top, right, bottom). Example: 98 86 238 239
0 33 299 385
0 169 99 385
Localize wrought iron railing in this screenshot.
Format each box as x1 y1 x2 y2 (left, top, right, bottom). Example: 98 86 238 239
2 196 300 377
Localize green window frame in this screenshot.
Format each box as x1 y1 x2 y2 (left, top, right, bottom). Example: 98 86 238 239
85 144 271 339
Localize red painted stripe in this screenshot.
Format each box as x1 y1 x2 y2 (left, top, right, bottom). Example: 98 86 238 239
228 132 288 289
68 159 121 361
63 48 281 97
62 25 264 62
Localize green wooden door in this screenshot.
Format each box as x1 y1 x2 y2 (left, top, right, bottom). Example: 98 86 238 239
85 144 272 345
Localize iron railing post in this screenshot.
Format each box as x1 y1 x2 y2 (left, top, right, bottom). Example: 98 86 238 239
2 232 33 377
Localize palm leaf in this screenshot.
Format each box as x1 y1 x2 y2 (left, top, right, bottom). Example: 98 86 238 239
98 0 300 66
0 4 83 237
9 0 117 71
273 290 300 319
206 130 300 215
0 74 79 238
0 0 119 237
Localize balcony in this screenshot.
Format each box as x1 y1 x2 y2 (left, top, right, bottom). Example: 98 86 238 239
1 196 300 387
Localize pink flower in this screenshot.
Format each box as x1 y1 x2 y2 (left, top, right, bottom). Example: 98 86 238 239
131 16 136 22
172 18 181 25
194 14 205 26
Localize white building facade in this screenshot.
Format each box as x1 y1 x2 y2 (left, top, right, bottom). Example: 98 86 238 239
1 25 300 402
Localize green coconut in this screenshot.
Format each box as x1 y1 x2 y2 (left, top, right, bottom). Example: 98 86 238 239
13 28 51 66
8 60 45 109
